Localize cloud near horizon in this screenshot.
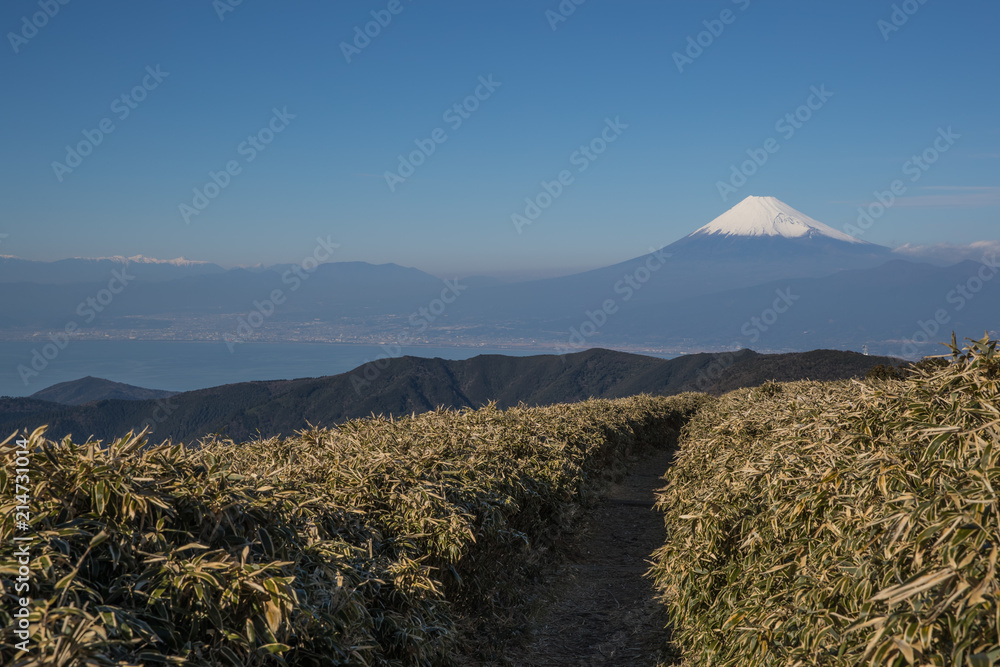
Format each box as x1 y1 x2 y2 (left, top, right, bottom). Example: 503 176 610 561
893 240 1000 265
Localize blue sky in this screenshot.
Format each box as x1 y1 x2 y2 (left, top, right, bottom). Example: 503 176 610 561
1 0 997 278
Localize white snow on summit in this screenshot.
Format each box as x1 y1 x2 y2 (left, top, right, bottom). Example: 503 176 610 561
71 254 214 266
692 196 864 244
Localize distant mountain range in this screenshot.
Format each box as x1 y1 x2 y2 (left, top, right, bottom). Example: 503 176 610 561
0 347 903 444
0 261 453 329
1 196 996 357
0 254 225 284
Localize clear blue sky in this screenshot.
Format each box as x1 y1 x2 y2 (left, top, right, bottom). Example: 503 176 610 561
1 0 997 278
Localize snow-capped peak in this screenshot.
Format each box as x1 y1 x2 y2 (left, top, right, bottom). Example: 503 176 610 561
125 255 212 266
691 196 864 244
71 254 213 266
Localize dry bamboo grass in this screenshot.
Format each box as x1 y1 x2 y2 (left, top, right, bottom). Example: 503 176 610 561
1 393 705 666
651 336 1000 666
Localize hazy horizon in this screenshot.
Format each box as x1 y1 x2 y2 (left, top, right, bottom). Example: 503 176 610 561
3 190 999 281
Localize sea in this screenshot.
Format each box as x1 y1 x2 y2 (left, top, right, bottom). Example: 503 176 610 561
0 340 556 398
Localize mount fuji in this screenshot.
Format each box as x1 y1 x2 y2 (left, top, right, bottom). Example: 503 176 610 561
663 195 890 261
442 196 903 338
444 195 996 356
690 195 862 241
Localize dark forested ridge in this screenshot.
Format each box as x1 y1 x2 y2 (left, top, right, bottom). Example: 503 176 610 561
1 347 903 444
29 376 178 405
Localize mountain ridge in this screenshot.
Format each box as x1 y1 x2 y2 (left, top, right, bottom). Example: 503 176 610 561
0 347 904 444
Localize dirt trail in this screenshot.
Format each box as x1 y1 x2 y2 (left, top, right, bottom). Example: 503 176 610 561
508 448 679 666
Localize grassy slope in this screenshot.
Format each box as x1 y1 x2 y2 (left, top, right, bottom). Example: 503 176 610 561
651 338 1000 666
0 393 707 666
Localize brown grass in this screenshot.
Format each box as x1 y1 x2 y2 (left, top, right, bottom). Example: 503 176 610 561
1 393 705 666
650 336 1000 666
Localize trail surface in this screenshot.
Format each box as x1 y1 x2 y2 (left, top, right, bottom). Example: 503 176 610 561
508 448 679 666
